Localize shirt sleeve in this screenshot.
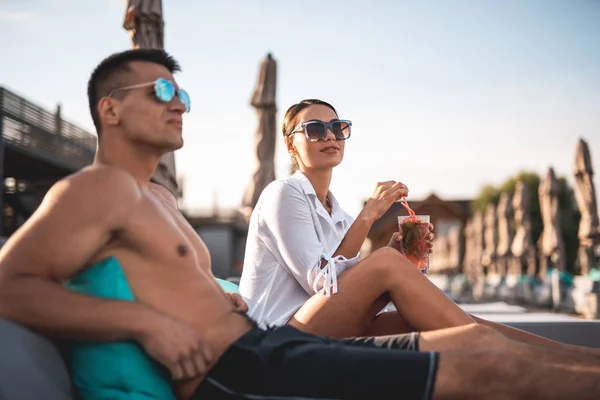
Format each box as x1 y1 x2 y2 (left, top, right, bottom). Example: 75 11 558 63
256 182 359 296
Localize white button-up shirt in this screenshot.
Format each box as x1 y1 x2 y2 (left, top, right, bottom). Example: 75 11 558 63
239 171 360 328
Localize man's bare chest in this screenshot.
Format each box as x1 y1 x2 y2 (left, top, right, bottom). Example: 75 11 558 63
117 194 210 270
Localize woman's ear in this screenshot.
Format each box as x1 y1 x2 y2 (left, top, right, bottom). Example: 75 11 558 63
285 136 296 154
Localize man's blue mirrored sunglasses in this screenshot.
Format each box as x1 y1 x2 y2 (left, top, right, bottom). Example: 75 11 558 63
108 78 191 113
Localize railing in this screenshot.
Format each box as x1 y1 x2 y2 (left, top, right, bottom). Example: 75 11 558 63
0 87 96 170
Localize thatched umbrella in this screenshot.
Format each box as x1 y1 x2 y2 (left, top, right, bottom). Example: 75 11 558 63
124 0 164 49
482 204 498 274
467 212 486 299
471 212 485 275
538 167 566 278
511 181 536 276
496 192 514 276
241 53 277 220
573 138 600 274
463 218 476 279
123 0 179 197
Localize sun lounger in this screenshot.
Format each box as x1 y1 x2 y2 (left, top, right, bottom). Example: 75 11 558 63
0 318 331 400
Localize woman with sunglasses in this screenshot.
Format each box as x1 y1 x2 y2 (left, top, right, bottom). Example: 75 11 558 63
238 98 471 340
238 99 595 357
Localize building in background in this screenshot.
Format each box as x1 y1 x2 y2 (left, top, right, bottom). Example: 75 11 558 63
185 209 249 281
0 87 96 238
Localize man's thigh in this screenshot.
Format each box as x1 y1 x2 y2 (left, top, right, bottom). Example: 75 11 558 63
202 326 438 400
271 329 438 400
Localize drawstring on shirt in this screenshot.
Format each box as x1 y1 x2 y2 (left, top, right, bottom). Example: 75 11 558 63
311 256 348 296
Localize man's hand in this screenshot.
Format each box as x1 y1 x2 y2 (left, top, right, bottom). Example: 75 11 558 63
226 292 248 314
137 312 214 381
388 223 435 253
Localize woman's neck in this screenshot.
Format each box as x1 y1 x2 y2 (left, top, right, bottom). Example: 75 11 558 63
300 168 333 208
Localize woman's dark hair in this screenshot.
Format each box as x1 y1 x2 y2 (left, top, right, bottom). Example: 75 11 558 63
281 99 338 137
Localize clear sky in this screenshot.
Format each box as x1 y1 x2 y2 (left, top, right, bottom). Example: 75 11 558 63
2 0 599 217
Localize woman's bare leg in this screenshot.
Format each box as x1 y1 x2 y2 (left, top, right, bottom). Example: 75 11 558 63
288 247 474 337
289 247 600 357
363 295 600 355
472 315 600 356
363 310 415 336
366 306 600 354
364 306 600 355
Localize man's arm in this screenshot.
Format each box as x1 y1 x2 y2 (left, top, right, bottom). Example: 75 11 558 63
0 166 154 341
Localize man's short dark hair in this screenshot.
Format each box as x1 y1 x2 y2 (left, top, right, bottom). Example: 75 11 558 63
87 49 181 136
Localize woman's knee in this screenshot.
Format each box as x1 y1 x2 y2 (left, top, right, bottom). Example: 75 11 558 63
359 247 427 293
370 246 400 260
367 247 407 275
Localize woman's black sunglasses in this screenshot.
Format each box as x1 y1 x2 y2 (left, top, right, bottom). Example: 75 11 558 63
288 120 352 142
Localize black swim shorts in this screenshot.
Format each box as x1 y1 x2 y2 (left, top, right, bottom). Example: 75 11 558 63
192 325 438 400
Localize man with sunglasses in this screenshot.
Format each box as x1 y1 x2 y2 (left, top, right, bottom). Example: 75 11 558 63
1 48 600 400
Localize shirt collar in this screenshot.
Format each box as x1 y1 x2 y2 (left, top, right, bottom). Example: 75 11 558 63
290 171 347 227
290 170 317 197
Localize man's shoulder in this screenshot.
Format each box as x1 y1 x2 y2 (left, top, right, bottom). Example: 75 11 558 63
47 165 142 207
70 164 137 182
148 183 178 209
